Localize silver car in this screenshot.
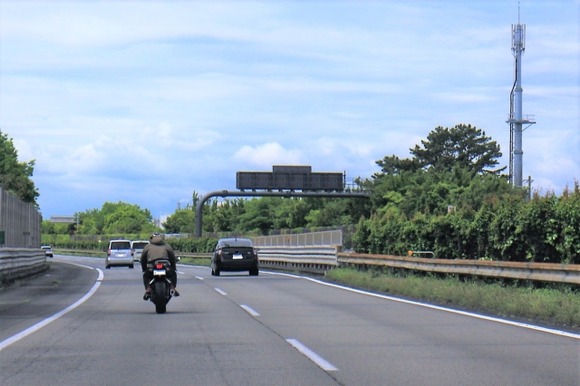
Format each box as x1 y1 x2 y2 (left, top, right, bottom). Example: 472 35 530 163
106 239 134 269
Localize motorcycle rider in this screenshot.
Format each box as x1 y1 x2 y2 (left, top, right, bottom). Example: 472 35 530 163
140 233 180 300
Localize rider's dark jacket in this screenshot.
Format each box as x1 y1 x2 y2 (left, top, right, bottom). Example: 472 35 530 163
141 234 176 269
140 234 177 288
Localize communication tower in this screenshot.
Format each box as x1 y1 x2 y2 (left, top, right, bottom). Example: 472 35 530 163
507 2 535 187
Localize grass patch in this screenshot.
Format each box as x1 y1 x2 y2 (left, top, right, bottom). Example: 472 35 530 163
179 257 210 266
325 268 580 330
54 249 104 258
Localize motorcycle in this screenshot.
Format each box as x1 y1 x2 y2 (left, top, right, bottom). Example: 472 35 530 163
145 259 174 314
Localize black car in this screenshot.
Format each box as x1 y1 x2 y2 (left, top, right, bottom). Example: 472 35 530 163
211 238 259 276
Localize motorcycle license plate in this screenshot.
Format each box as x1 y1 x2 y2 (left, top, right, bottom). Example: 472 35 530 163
153 269 166 276
233 253 243 259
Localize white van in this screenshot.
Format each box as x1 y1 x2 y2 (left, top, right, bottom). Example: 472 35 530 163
131 240 149 262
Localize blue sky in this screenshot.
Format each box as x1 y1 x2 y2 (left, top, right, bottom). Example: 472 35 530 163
1 0 578 221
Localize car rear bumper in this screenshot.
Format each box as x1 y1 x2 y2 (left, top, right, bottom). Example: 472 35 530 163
106 258 134 266
218 259 258 271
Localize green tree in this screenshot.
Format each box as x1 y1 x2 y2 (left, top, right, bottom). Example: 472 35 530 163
367 124 510 218
71 202 155 235
237 198 274 235
410 124 503 174
0 130 39 204
375 155 420 175
304 198 354 228
553 182 580 263
206 200 233 233
76 209 105 234
102 202 154 234
163 208 195 234
41 220 70 235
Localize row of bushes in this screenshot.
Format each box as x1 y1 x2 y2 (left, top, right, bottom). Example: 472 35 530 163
353 190 580 264
41 234 219 254
164 237 217 253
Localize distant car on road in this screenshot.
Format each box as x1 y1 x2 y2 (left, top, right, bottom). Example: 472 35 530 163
106 239 134 269
211 237 259 276
41 245 53 258
131 240 149 262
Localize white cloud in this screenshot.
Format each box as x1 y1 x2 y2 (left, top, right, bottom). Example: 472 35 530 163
233 142 302 169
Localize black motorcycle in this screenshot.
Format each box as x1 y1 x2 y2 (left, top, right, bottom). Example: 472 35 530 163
146 259 174 314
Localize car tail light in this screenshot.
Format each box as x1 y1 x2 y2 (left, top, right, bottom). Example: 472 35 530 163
107 249 111 256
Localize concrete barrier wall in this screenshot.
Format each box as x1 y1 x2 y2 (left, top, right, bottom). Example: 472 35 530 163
0 248 48 283
0 187 42 248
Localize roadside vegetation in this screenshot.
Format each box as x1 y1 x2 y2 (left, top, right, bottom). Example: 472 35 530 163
325 268 580 330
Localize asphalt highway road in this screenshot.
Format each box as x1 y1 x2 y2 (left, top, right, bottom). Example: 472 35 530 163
1 255 578 385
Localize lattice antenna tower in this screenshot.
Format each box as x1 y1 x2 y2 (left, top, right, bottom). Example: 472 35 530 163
507 1 535 187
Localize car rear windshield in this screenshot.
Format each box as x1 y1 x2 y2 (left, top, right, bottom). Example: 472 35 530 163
132 242 148 249
218 239 253 248
111 241 131 249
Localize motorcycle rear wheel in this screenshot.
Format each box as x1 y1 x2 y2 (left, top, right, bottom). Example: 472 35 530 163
154 281 167 314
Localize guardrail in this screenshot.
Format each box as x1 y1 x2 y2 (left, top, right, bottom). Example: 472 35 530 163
0 248 48 283
337 252 580 285
257 245 340 274
257 246 580 285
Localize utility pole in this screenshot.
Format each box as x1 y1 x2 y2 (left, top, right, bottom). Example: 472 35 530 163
526 175 534 200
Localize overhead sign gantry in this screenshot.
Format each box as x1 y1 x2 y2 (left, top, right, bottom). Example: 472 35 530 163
236 165 344 192
195 165 370 237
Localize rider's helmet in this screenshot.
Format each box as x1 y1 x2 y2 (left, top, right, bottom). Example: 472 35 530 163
150 232 164 240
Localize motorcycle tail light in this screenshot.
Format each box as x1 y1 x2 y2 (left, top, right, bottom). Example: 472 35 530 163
155 263 164 269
